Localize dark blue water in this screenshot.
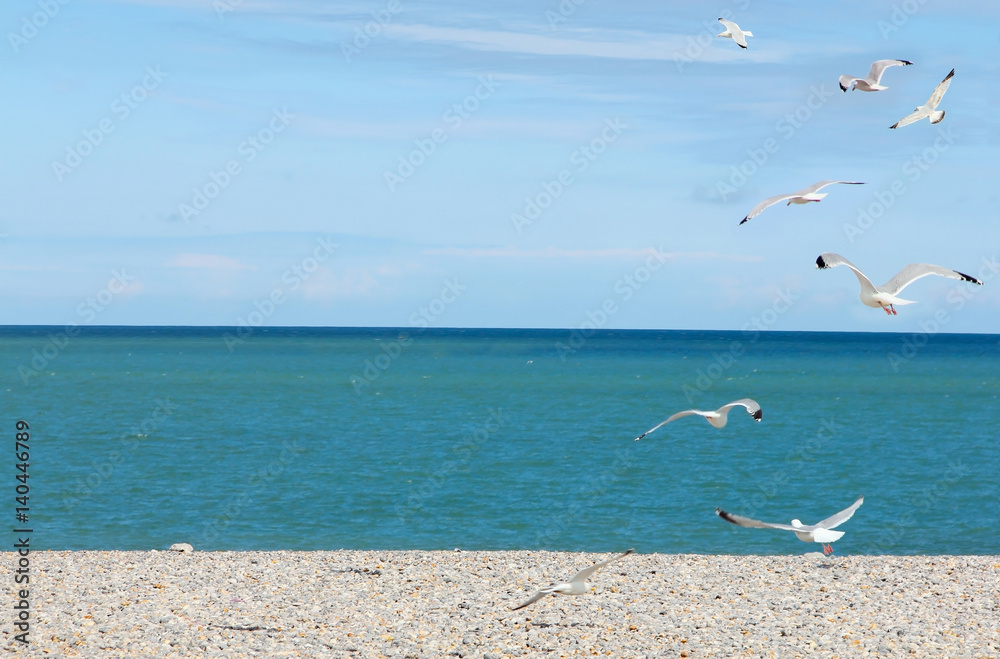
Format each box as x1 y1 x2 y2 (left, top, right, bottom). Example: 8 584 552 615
3 326 998 554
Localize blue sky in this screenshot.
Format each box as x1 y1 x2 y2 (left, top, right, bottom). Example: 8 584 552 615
2 0 998 332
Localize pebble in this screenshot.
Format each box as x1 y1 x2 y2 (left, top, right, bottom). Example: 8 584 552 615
8 551 999 658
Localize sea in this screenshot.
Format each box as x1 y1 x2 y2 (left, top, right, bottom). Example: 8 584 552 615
3 326 998 555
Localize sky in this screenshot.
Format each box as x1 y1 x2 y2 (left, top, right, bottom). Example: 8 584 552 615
2 0 998 332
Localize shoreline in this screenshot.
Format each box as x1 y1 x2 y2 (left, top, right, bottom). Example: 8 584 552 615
6 551 998 657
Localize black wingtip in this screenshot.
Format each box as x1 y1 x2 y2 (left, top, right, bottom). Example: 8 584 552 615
839 83 847 92
739 216 749 225
715 508 737 524
945 68 955 79
900 59 913 65
955 270 983 285
752 408 762 422
816 255 829 269
739 44 747 49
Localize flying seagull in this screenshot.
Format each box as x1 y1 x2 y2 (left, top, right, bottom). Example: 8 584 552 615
634 398 761 441
890 68 954 128
815 252 982 315
740 181 865 225
512 549 634 611
717 18 752 49
715 495 864 555
839 59 913 92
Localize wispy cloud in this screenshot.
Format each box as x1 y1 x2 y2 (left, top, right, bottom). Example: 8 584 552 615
382 23 784 62
164 253 255 270
423 246 763 262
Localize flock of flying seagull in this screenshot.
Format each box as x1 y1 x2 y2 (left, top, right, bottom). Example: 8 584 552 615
511 19 980 612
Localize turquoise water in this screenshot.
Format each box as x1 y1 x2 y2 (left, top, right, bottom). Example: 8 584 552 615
3 327 998 555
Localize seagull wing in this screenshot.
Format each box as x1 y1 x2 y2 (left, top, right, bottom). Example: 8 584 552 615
800 180 865 195
741 193 796 224
890 107 929 129
718 398 762 422
926 68 954 109
868 59 912 85
839 74 860 91
717 19 747 47
512 589 551 611
634 410 706 440
568 548 635 585
815 253 879 298
715 508 797 531
815 495 864 530
881 263 982 296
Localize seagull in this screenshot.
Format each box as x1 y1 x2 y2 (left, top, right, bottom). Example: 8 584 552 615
740 181 865 225
715 496 864 555
839 59 913 92
890 68 954 128
815 252 983 315
717 18 752 49
634 398 761 441
512 549 634 611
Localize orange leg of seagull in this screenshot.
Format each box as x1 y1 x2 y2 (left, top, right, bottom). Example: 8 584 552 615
883 306 893 315
891 305 897 315
823 544 834 556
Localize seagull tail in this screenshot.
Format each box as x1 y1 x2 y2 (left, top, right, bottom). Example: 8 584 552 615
930 110 945 124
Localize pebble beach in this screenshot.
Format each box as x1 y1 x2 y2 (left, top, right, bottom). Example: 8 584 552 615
7 550 998 658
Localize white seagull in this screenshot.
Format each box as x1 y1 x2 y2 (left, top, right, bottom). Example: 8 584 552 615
815 252 983 316
740 181 865 225
890 68 954 128
634 398 761 441
715 495 864 555
839 59 913 92
512 549 634 611
717 18 752 49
